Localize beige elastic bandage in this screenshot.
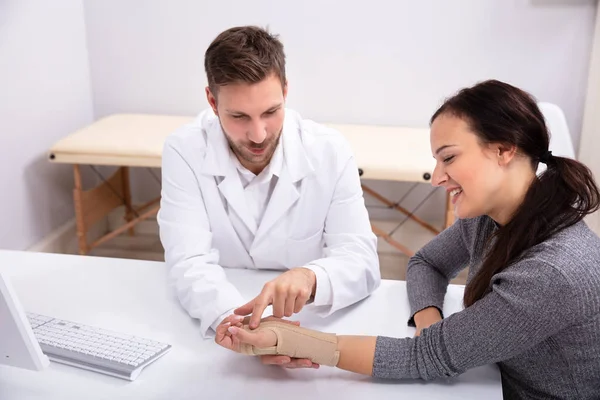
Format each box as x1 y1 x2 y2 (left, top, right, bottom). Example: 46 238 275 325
238 321 340 367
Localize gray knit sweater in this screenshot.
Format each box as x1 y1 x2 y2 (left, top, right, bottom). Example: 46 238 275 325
372 216 600 399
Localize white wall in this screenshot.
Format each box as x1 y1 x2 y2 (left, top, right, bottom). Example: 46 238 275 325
82 0 597 225
0 1 94 250
579 4 600 235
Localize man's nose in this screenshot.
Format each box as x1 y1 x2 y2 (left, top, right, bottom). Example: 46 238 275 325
248 120 267 143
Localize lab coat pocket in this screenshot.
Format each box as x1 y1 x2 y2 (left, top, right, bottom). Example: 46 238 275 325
286 230 324 268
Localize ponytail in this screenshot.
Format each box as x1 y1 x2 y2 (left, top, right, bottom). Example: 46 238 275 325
464 155 600 307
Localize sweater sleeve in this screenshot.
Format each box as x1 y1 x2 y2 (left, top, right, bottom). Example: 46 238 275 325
406 218 472 326
372 260 577 380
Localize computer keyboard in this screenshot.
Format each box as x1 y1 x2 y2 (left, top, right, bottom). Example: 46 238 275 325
27 312 171 381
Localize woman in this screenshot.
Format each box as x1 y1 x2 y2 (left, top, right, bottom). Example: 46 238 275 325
215 80 600 399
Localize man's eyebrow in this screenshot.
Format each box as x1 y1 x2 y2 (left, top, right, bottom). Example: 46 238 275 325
264 104 282 112
225 109 247 116
225 103 283 116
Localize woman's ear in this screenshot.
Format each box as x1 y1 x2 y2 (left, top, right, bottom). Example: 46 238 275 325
495 143 518 166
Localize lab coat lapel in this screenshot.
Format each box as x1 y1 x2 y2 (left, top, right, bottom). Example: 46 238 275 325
201 120 258 235
254 111 314 242
254 166 299 241
217 171 258 235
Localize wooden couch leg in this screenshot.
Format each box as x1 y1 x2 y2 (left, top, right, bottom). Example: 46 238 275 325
73 165 88 255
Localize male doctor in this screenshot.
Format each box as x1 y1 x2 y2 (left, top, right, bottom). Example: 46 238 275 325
158 26 380 356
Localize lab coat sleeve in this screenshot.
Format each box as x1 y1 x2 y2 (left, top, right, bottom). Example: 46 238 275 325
158 139 245 338
304 151 380 315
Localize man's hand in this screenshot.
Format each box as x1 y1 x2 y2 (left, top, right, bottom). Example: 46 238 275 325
231 268 319 370
234 267 316 329
413 307 442 337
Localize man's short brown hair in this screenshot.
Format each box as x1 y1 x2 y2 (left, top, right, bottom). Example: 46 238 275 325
204 26 286 96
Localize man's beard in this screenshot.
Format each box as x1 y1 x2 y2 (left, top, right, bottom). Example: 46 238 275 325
223 125 282 166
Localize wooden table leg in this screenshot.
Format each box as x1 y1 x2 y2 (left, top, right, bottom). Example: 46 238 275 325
90 205 160 249
121 167 135 236
370 224 415 257
70 165 160 254
72 165 88 255
362 184 441 235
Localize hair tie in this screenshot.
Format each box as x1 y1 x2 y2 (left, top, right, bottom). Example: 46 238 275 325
539 150 553 164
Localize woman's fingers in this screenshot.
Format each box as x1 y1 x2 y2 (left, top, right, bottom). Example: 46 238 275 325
215 321 230 344
282 359 319 369
259 355 319 369
228 326 277 348
260 355 292 365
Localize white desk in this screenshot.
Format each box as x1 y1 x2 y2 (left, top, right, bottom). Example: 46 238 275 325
0 250 502 400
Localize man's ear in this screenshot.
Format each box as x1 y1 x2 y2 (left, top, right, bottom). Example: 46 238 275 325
496 142 518 166
205 86 218 115
283 81 288 100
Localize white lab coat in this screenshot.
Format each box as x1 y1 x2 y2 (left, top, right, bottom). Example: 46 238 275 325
158 108 380 336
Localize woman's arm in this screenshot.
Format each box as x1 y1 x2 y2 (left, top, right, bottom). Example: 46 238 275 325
335 336 378 375
220 258 579 381
406 217 477 328
413 307 443 336
372 260 579 380
217 317 379 375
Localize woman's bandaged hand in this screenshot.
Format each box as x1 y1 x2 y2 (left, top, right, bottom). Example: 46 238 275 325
229 321 340 367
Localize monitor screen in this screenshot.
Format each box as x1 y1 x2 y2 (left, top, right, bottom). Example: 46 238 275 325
0 272 49 371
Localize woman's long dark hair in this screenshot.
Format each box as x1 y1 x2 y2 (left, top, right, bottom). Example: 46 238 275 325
431 80 600 307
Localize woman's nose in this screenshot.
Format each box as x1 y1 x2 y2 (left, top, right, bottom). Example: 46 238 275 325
432 163 448 187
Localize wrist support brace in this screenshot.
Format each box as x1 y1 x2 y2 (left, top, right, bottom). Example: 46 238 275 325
239 321 340 367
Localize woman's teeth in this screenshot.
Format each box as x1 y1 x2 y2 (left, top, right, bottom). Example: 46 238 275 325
450 188 463 197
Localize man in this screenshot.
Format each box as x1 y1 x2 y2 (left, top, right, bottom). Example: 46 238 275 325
158 26 379 349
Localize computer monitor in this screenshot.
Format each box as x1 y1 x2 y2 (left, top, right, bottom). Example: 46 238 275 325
0 271 49 371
